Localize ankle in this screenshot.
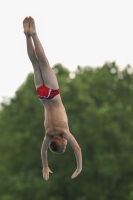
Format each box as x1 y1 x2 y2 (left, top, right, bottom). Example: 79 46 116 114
32 32 37 37
26 34 31 38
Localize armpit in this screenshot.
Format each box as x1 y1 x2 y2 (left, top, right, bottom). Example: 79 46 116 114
46 130 55 138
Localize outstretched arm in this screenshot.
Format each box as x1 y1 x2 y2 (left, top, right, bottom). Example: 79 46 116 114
63 132 82 179
41 135 53 180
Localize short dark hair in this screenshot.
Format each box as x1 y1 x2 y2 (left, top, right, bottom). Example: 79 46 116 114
49 140 65 154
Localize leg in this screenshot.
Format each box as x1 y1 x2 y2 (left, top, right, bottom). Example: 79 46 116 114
23 17 44 88
26 36 44 88
28 16 59 89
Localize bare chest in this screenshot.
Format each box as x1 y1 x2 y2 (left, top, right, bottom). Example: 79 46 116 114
45 121 69 137
42 97 69 133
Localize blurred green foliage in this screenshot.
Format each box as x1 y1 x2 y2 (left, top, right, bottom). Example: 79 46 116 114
1 62 133 200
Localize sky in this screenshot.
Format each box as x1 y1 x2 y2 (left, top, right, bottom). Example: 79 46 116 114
0 0 133 104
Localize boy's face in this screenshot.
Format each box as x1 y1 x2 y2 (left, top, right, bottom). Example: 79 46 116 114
58 137 67 153
52 135 67 145
62 138 67 146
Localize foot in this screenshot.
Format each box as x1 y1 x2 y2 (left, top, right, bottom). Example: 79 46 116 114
28 16 36 36
23 17 30 36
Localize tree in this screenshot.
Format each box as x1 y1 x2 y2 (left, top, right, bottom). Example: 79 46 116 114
1 62 133 200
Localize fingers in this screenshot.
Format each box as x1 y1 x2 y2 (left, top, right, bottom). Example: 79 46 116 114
43 172 49 181
71 168 82 179
44 176 49 181
49 169 53 173
71 172 78 179
42 167 53 181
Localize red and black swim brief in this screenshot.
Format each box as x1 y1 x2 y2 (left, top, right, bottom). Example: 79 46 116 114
36 85 60 100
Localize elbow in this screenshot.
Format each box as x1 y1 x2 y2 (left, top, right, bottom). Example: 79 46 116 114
41 146 45 155
41 142 45 152
78 146 81 152
75 146 81 152
41 146 47 155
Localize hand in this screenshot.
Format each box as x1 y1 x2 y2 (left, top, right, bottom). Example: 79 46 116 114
71 168 82 179
42 167 53 181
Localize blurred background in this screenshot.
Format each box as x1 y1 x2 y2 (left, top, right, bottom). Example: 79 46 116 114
1 0 133 200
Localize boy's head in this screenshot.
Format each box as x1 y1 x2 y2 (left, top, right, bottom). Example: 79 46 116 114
49 135 67 154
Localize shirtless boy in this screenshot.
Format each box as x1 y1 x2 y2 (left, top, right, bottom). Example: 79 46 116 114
23 16 82 180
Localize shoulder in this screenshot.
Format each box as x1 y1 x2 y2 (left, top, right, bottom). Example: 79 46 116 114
62 130 71 138
46 130 55 138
